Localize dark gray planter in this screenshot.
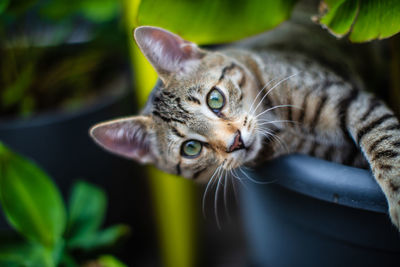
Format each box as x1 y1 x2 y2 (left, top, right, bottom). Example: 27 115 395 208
241 155 400 267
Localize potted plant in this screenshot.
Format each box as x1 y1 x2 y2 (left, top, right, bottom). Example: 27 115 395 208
0 142 129 266
0 2 156 264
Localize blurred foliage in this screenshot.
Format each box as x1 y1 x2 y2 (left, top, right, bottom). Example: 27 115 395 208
318 0 400 42
1 0 399 118
0 44 127 118
136 0 298 44
40 0 119 23
134 0 400 44
0 142 129 267
0 0 128 118
97 255 128 267
0 142 66 249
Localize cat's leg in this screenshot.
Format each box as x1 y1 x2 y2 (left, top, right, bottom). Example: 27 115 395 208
345 90 400 229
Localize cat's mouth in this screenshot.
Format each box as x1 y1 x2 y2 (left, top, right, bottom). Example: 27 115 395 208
229 138 255 160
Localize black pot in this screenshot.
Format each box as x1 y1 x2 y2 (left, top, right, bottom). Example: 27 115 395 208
240 155 400 267
0 78 156 263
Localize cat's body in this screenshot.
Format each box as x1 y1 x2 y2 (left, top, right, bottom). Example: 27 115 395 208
90 26 400 229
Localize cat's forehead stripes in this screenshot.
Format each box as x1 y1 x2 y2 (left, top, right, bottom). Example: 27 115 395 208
151 89 194 124
218 63 236 81
218 63 246 87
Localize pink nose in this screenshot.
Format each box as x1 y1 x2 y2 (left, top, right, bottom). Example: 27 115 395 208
227 130 244 153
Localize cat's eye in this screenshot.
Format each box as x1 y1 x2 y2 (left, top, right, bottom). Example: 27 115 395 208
181 140 202 158
207 88 225 112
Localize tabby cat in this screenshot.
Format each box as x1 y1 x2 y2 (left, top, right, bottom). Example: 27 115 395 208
90 26 400 229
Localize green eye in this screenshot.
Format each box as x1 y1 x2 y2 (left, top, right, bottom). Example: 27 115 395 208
181 140 202 158
207 88 225 111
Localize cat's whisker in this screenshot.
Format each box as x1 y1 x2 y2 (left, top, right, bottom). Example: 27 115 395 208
231 168 250 192
254 104 301 119
257 119 298 126
223 169 232 223
242 165 253 171
239 166 276 185
256 128 290 153
230 169 240 206
248 77 281 115
214 168 226 230
251 72 301 116
202 165 222 219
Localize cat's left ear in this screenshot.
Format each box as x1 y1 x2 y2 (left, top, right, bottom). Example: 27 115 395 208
90 116 156 164
134 26 204 78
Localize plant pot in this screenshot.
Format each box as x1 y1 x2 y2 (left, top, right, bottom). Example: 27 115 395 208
240 154 400 267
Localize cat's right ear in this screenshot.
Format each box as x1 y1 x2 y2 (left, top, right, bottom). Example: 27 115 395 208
89 116 156 164
134 26 204 79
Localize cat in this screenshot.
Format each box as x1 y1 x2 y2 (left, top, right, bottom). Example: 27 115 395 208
89 25 400 230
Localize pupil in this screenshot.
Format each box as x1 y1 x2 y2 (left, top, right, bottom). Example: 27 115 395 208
209 90 222 108
181 140 202 158
186 141 199 155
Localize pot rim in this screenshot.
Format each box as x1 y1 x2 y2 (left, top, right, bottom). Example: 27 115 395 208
253 154 387 213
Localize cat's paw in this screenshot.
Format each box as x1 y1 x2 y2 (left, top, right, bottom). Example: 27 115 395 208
388 198 400 230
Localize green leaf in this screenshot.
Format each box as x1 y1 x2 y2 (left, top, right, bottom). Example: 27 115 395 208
0 142 66 248
66 181 106 240
98 255 127 267
136 0 298 44
319 0 400 42
0 236 33 266
0 240 54 267
323 0 343 8
350 0 400 42
319 0 357 37
68 224 130 250
79 0 120 23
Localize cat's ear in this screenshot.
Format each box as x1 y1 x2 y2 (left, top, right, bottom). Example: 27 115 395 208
90 116 156 164
134 26 204 78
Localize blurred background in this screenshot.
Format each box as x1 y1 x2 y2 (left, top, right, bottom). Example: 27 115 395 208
0 0 249 266
1 0 400 266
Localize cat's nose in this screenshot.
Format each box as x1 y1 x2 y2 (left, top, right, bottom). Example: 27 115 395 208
227 130 245 153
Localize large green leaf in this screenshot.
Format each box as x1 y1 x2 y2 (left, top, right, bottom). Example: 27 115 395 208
0 142 66 248
319 0 400 42
136 0 298 44
66 180 106 241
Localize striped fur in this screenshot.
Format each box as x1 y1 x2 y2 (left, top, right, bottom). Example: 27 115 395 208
90 26 400 229
230 49 400 228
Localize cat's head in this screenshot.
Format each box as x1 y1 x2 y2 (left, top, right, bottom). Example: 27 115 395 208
90 26 263 181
